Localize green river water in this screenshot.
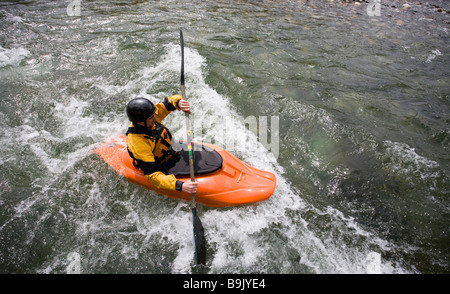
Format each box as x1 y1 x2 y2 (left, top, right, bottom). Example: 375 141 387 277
0 0 449 274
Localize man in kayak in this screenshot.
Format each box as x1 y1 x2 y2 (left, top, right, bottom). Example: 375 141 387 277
125 96 198 194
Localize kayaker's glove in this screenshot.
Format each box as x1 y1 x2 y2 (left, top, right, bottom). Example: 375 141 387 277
175 181 184 191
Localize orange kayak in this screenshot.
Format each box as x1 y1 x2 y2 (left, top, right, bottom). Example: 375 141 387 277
94 135 276 207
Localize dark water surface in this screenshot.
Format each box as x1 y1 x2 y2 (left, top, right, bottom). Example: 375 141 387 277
0 0 449 273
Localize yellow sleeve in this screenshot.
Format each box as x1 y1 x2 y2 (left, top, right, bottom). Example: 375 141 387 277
145 172 178 191
167 94 183 110
154 95 183 123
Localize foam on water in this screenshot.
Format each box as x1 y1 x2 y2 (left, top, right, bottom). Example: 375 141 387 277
425 48 442 63
0 10 30 67
0 46 30 68
382 140 441 182
53 96 125 141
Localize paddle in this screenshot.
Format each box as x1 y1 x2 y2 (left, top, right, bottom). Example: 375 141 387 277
180 29 206 265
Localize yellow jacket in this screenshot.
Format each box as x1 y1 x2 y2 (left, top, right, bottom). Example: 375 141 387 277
126 95 183 191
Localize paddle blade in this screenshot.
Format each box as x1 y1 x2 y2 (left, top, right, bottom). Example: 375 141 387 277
192 208 206 265
180 30 185 86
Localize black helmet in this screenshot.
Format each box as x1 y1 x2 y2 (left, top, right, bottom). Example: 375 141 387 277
126 97 156 122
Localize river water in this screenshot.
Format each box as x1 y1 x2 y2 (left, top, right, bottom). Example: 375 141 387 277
0 0 448 274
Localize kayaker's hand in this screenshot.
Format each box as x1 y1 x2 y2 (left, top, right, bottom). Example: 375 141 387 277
179 99 191 114
182 180 198 194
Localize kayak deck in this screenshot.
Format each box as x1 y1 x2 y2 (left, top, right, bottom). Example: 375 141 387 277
94 135 276 207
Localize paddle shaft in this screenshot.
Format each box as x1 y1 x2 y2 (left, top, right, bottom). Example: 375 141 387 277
179 30 196 208
180 30 206 266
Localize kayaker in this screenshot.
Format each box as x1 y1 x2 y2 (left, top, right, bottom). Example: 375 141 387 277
125 96 198 194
